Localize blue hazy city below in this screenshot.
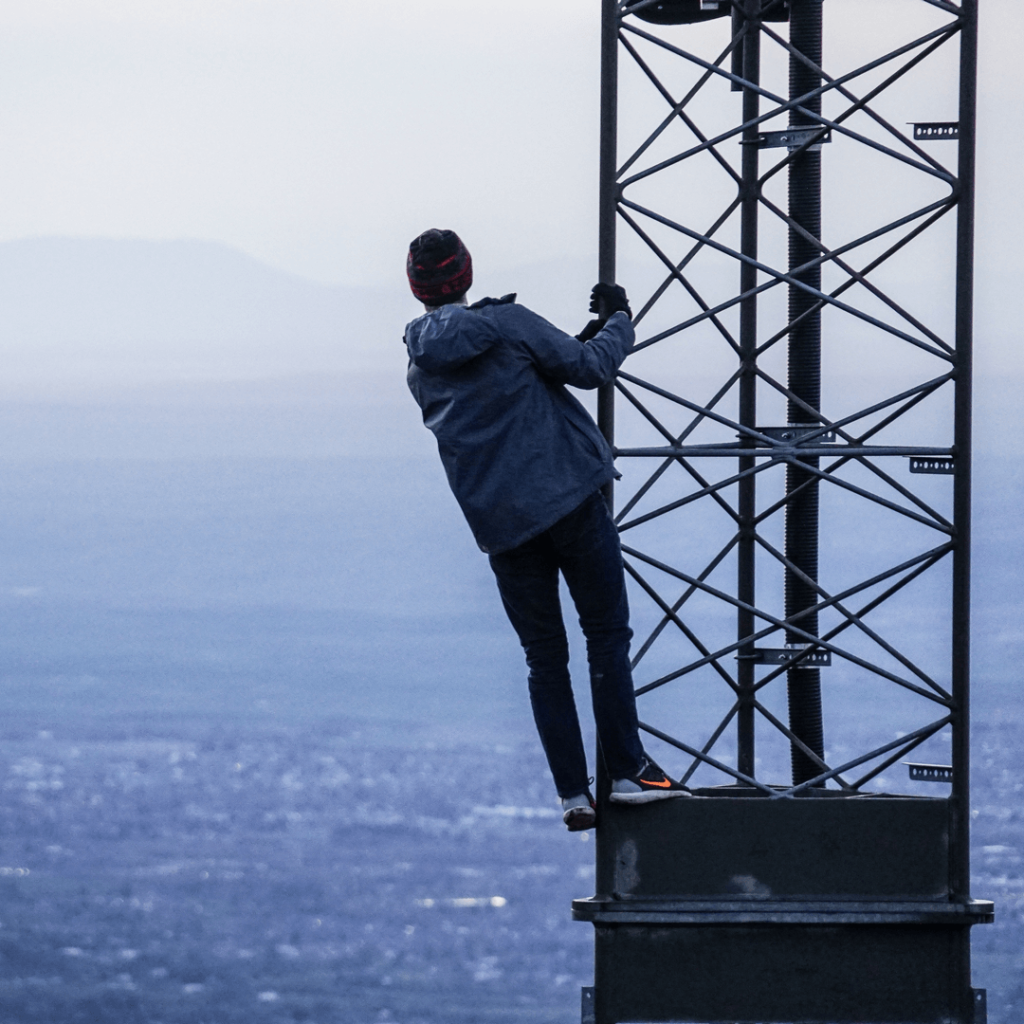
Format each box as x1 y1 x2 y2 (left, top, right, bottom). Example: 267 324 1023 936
0 442 1018 1023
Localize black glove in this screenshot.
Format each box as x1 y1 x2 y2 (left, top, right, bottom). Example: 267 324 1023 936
589 282 631 319
575 318 606 343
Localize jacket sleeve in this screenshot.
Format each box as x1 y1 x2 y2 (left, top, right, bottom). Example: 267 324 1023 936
513 308 635 389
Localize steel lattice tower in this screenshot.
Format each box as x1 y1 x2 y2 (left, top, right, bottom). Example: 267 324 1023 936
573 1 993 1021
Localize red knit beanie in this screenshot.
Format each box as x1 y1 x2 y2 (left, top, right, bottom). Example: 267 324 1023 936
406 229 473 305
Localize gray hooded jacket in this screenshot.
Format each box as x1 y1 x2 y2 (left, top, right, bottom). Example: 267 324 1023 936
404 294 634 554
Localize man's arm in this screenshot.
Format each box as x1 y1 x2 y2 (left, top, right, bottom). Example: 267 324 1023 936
515 308 635 390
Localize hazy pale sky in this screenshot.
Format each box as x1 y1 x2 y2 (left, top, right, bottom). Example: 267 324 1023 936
0 0 1019 299
0 1 604 286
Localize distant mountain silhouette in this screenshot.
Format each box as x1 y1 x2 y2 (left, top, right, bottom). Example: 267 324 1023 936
0 238 412 385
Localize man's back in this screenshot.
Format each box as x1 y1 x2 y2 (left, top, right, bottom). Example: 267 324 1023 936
404 295 633 554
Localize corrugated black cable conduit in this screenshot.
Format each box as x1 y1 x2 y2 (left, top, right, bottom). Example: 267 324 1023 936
785 0 826 785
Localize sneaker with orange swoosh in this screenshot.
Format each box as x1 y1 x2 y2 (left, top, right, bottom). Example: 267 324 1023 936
609 757 690 804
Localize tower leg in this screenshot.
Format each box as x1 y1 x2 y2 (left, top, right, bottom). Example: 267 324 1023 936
736 0 761 781
785 0 825 785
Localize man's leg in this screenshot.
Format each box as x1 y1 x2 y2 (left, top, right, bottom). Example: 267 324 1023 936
551 492 645 782
488 534 591 798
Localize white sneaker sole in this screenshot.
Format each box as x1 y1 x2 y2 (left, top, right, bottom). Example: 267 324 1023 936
609 789 690 805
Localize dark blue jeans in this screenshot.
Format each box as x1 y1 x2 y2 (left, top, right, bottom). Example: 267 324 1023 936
488 490 645 797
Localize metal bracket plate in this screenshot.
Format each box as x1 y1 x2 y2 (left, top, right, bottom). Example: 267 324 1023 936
758 127 832 150
973 988 988 1024
627 0 733 24
906 762 954 782
751 646 831 667
581 986 595 1024
757 425 836 443
913 121 959 140
910 456 955 474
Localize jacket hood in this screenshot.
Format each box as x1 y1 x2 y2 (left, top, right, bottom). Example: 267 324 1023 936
404 296 514 374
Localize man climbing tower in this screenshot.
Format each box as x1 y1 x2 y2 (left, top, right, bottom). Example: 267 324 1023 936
403 228 688 831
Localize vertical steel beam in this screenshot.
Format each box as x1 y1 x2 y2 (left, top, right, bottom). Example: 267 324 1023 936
950 0 978 903
784 0 826 785
730 5 744 91
598 0 620 510
594 0 620 815
736 0 761 780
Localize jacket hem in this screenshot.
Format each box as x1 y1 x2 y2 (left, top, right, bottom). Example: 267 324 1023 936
476 467 617 556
